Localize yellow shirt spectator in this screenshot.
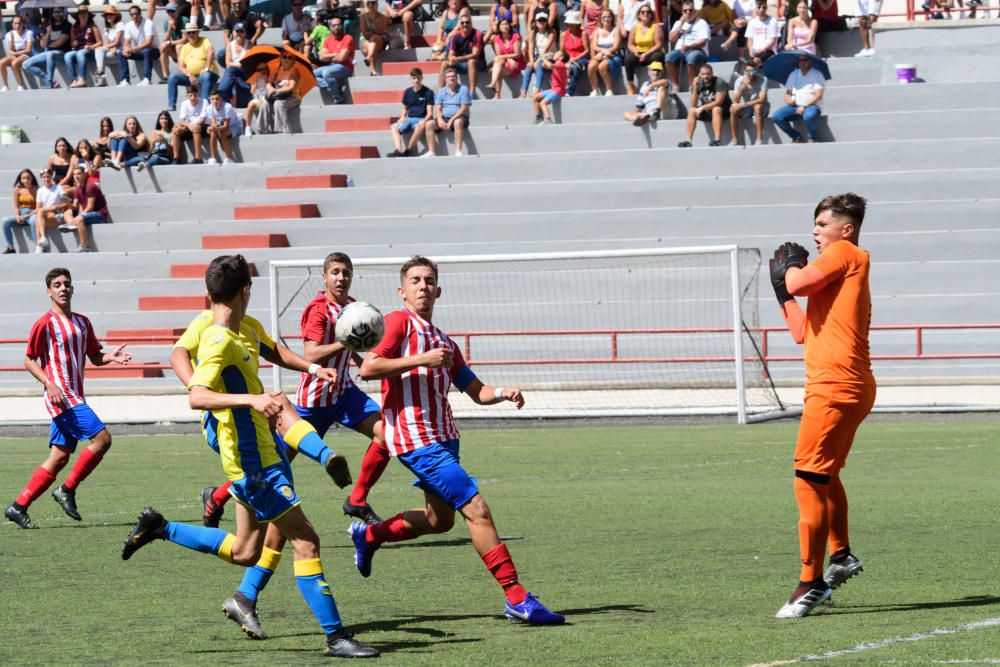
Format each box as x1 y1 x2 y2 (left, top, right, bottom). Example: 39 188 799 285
699 0 734 26
180 35 218 76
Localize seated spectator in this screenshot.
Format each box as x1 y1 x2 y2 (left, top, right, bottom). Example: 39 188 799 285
431 0 471 60
218 22 250 105
745 0 778 61
812 0 845 32
698 0 733 38
159 3 189 84
619 0 656 36
580 0 602 35
137 111 176 171
172 86 209 163
771 53 824 143
359 0 390 76
24 7 72 89
532 50 568 124
729 56 768 144
441 15 484 93
59 166 109 253
205 89 242 164
560 11 589 96
94 116 115 161
624 59 671 125
256 51 303 134
385 0 424 49
678 63 730 147
720 0 753 58
520 11 556 98
484 0 518 46
94 6 125 87
315 16 355 104
425 67 471 157
243 65 270 135
108 115 149 169
218 0 264 69
2 169 39 254
623 5 661 96
167 25 218 112
387 68 436 157
32 169 72 254
587 10 621 97
70 140 106 183
282 0 314 52
47 137 76 189
64 3 101 88
304 7 332 65
786 0 818 54
488 17 524 99
1 16 34 92
665 0 709 92
117 4 160 87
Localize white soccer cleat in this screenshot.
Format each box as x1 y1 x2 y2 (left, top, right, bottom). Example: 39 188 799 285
775 585 831 618
824 553 863 589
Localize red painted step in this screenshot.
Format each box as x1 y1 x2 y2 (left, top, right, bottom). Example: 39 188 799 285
352 90 401 104
381 60 439 76
233 203 320 220
410 33 440 48
87 365 164 378
296 146 380 161
202 233 290 249
171 262 258 279
104 327 187 345
325 117 393 133
266 174 349 189
138 295 211 311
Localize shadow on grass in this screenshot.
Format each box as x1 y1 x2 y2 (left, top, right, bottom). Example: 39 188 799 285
824 595 1000 615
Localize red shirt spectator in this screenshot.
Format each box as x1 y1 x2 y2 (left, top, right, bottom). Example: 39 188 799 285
322 31 355 74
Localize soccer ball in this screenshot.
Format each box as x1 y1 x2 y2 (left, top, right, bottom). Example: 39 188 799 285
335 302 385 353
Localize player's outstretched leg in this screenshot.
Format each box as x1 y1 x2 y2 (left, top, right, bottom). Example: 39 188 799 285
344 440 390 525
277 412 352 489
121 506 243 563
202 482 233 527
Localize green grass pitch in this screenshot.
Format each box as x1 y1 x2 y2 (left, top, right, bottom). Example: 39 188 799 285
0 418 998 665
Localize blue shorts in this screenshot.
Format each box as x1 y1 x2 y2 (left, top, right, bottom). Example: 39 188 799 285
50 403 106 452
202 411 220 453
665 49 708 67
395 116 424 133
397 440 479 510
540 89 561 104
295 386 381 436
230 463 301 523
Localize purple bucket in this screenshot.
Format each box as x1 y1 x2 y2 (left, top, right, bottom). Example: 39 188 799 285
895 64 917 84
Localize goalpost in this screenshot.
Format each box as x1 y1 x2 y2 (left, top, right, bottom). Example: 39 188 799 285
269 247 786 423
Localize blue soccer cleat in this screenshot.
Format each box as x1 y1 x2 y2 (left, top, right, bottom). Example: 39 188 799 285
504 593 565 625
349 520 375 578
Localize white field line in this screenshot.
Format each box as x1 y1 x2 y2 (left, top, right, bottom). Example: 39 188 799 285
746 618 1000 667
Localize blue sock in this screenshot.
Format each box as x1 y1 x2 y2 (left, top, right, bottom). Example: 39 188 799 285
238 546 282 602
289 430 334 466
294 558 343 635
164 521 231 557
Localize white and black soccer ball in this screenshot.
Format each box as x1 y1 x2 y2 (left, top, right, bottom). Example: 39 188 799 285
334 302 385 353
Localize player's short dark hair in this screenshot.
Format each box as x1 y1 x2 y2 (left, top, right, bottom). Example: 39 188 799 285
45 267 71 287
324 251 354 273
400 255 438 283
815 192 867 229
205 254 251 303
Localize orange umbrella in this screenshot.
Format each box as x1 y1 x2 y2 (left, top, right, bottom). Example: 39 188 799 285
241 45 317 98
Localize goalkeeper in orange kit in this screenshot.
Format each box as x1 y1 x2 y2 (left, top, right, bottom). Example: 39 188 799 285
769 193 876 619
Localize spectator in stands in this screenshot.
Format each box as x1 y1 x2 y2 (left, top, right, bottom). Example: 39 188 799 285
812 0 844 32
48 137 76 189
167 25 218 112
70 140 105 182
94 117 115 162
619 0 656 37
218 22 249 105
23 6 71 89
745 0 778 61
484 0 519 46
243 65 270 135
315 16 355 104
64 4 101 88
587 9 621 97
282 0 314 53
678 63 730 147
430 0 471 60
729 56 768 144
205 89 242 164
520 11 556 97
487 17 524 99
256 51 303 133
623 5 662 96
0 16 33 92
159 3 189 83
59 166 108 253
304 8 331 65
665 0 709 92
532 50 568 124
624 60 671 125
16 6 44 42
117 4 160 87
855 0 880 56
785 0 818 54
2 169 38 254
771 52 824 143
720 0 752 58
580 0 603 35
94 6 124 88
108 115 149 169
559 11 589 96
32 169 72 254
440 14 484 93
172 86 209 163
699 0 733 39
385 0 423 50
137 111 176 171
359 0 390 76
219 0 264 68
425 67 471 157
387 68 436 157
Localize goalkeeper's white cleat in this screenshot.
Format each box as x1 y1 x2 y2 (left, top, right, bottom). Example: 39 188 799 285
775 584 832 618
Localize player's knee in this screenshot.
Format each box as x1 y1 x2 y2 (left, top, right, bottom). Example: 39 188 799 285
426 510 455 533
48 447 72 469
462 494 492 524
230 544 263 566
92 429 112 452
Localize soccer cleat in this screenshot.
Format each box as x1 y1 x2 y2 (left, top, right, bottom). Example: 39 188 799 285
504 593 565 625
824 553 864 589
343 498 383 526
324 630 380 658
121 507 166 560
52 485 82 521
202 487 225 527
5 504 39 529
774 583 832 618
222 596 268 640
325 454 353 489
349 521 375 578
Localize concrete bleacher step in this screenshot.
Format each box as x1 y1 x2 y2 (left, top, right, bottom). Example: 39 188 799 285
266 174 349 189
202 233 289 249
233 203 321 220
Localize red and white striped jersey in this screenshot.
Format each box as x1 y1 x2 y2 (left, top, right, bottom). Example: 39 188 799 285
295 292 357 408
25 310 102 417
372 308 467 456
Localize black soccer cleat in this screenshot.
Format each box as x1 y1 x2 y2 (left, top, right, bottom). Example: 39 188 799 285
5 503 39 529
222 595 268 640
121 507 167 560
323 630 380 658
52 485 82 521
202 486 225 528
342 498 383 526
325 453 353 489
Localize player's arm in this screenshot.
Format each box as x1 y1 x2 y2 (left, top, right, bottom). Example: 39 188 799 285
299 301 349 364
169 346 196 386
770 242 809 343
360 347 451 381
189 385 284 418
461 376 525 408
24 355 66 407
302 338 350 364
89 345 132 366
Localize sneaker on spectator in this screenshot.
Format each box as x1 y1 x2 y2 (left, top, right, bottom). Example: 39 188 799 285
58 223 75 232
191 159 204 165
222 157 235 165
75 245 91 253
34 243 45 254
386 149 405 158
589 90 599 97
0 86 8 92
95 74 108 87
137 78 151 86
243 126 253 137
206 157 218 165
18 85 27 91
454 149 464 157
419 150 434 158
677 140 692 147
37 237 49 249
49 82 59 89
604 90 614 96
709 139 722 146
118 80 130 87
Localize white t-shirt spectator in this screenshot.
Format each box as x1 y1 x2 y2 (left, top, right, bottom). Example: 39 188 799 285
103 22 125 48
206 101 244 134
732 0 752 19
281 12 311 43
786 67 825 107
123 17 160 49
37 183 69 209
179 97 208 124
745 15 778 54
5 29 34 53
674 17 711 56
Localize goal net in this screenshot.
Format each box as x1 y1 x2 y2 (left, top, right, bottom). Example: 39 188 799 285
269 247 785 423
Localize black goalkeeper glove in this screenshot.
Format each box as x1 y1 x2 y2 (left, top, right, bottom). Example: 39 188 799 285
769 245 794 306
783 241 810 269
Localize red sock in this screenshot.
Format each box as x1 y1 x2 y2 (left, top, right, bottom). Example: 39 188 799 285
365 513 416 547
15 466 58 508
62 447 104 491
349 441 391 506
212 481 233 507
482 543 527 605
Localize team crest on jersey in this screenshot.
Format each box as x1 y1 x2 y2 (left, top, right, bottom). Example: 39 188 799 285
280 485 294 499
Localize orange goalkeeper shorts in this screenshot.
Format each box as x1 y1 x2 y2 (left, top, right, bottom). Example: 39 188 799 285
793 383 876 477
